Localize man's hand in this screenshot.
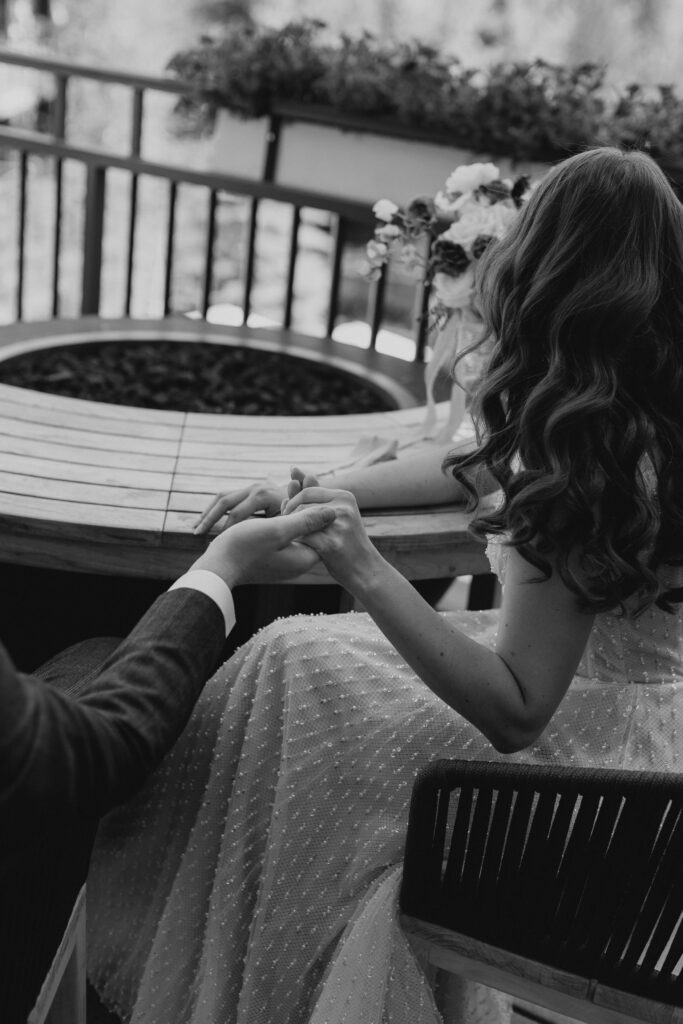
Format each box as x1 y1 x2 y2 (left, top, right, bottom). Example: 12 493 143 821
189 504 336 587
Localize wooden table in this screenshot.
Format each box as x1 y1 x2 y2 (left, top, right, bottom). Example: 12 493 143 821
0 319 490 585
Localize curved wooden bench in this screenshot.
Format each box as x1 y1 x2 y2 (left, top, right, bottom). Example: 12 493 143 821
0 319 489 583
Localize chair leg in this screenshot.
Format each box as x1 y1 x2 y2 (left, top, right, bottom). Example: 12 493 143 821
33 888 87 1024
42 890 86 1024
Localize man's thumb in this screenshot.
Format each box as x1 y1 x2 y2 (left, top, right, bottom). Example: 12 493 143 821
280 505 335 541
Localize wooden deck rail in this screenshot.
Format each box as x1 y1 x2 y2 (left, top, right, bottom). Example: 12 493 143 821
0 48 425 352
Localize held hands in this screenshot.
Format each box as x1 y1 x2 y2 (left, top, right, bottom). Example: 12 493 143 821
193 466 329 535
189 503 336 588
190 464 378 591
282 473 381 592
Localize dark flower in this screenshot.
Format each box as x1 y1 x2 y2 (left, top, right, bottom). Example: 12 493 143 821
405 194 437 227
478 180 511 202
471 233 496 259
430 238 470 276
511 175 531 207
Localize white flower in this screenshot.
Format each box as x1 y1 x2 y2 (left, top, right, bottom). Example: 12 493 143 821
444 162 500 197
434 189 470 215
441 201 517 251
400 243 420 260
432 268 475 310
398 242 424 277
375 223 402 240
366 239 389 261
372 198 400 222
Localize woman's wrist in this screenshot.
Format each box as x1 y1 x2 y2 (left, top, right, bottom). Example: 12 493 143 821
338 545 392 598
315 469 343 490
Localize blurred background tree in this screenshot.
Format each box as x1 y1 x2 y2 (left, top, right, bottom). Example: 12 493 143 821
1 0 682 91
197 0 253 28
1 0 682 330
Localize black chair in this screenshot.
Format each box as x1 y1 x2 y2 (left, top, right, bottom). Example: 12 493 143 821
400 760 683 1024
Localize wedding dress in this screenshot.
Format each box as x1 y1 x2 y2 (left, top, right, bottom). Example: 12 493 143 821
87 539 683 1024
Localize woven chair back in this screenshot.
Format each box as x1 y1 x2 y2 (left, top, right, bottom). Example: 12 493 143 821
400 759 683 1006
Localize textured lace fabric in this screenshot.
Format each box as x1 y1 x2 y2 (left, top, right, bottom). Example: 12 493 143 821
87 541 683 1024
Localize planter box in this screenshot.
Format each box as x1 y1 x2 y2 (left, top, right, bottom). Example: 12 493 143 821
208 105 551 203
207 110 271 180
276 120 489 204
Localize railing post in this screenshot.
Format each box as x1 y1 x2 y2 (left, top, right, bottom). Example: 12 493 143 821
263 113 281 182
16 152 28 321
81 164 106 315
415 277 431 363
368 262 387 350
326 215 346 338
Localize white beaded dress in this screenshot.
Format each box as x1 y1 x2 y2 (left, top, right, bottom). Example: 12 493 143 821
87 540 683 1024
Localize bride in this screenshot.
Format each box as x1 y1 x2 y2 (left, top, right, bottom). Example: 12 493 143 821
87 148 682 1024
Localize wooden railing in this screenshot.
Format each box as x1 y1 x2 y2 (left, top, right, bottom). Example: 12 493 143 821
0 49 429 360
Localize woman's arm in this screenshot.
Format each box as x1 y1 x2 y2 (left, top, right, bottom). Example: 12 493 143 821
283 488 595 753
194 438 476 533
314 440 469 509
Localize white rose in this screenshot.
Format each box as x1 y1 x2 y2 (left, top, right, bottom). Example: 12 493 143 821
432 269 475 310
444 162 500 196
441 201 517 251
366 239 389 260
372 198 400 222
397 243 424 278
434 189 469 215
376 223 402 240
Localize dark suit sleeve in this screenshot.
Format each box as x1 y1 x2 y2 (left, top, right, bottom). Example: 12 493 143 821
0 588 226 819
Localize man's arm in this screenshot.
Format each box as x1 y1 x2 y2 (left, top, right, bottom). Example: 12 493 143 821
0 504 336 819
0 588 226 818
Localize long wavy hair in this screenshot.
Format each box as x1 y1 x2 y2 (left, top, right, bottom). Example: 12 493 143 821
446 147 683 615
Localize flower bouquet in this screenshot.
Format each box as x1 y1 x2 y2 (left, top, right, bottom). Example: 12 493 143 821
367 162 533 440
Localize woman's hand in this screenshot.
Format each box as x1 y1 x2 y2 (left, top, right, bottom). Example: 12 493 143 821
282 486 382 592
194 434 477 537
189 504 336 587
194 479 288 535
195 468 322 535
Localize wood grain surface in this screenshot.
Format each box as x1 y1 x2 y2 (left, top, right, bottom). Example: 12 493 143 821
0 321 489 582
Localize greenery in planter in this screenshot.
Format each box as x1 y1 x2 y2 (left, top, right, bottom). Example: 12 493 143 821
168 18 683 163
170 19 329 122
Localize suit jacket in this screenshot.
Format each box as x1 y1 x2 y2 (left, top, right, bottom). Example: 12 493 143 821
0 588 226 1022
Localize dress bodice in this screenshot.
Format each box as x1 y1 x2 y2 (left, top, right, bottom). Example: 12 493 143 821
486 537 683 685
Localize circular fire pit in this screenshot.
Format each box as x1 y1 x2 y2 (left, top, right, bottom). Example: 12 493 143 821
0 336 401 416
0 322 420 415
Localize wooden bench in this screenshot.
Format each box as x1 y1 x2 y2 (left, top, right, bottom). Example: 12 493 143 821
400 760 683 1024
0 318 490 584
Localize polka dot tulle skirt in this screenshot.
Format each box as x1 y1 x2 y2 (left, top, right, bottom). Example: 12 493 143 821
87 546 683 1024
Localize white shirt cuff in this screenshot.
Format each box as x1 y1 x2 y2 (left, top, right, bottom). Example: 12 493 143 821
169 570 236 637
